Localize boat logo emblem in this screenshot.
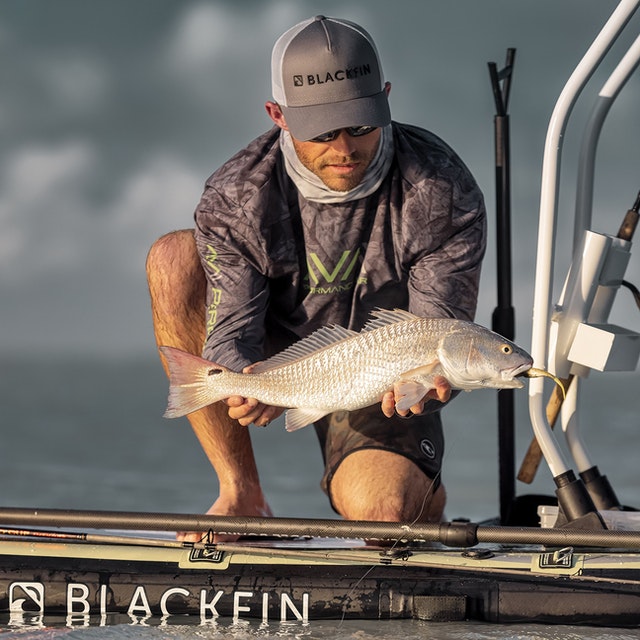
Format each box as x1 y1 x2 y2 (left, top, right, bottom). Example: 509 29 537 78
9 582 45 612
539 546 574 569
189 547 225 563
420 439 436 459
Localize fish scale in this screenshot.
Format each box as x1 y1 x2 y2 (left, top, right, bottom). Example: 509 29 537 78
226 328 409 409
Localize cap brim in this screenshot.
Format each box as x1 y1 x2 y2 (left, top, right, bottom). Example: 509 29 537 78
281 90 391 141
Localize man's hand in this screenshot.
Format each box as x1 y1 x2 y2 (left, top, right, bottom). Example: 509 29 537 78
226 396 284 427
225 361 284 427
381 375 452 418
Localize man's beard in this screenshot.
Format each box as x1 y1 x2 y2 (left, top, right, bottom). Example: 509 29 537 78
292 145 375 192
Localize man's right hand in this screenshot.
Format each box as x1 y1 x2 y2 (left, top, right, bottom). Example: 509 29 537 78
225 361 285 427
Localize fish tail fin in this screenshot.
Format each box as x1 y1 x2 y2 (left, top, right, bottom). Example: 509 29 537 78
159 346 229 418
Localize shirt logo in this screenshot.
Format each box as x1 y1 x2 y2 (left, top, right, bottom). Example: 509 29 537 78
306 249 366 294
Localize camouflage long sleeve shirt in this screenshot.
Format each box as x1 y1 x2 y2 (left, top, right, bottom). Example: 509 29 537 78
194 122 487 371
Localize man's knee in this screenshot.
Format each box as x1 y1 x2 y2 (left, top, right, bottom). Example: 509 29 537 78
146 229 205 306
329 449 445 523
146 229 197 279
146 229 207 352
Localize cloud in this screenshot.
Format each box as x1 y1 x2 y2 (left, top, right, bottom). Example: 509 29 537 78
108 153 203 274
165 3 280 97
0 140 202 271
0 140 98 283
0 131 202 289
166 4 235 71
38 54 111 117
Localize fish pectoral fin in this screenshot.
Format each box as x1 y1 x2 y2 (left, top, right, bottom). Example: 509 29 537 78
285 408 331 432
393 361 442 412
399 361 441 379
393 381 434 413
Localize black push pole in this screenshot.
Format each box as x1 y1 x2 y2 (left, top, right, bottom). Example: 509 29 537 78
488 49 516 525
4 506 640 548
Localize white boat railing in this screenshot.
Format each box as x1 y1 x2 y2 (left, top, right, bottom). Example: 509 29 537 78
528 0 640 491
560 33 640 483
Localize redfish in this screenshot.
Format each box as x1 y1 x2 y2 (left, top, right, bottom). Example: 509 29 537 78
159 309 553 432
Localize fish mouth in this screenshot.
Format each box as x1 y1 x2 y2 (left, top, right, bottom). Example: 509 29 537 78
508 361 535 380
492 361 533 389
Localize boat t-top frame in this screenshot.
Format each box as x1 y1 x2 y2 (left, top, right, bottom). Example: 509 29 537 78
526 0 640 526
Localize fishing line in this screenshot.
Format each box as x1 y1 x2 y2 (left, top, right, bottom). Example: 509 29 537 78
336 407 482 624
335 429 454 626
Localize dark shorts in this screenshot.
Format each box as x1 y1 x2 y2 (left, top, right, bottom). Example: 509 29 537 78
314 404 445 512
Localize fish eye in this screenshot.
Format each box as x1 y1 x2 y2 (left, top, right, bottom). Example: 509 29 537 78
500 344 513 355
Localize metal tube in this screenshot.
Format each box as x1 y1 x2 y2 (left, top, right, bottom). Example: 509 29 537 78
561 373 593 471
528 0 639 478
3 506 640 549
574 34 640 248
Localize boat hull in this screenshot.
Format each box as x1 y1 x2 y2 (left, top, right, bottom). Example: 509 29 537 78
2 536 640 627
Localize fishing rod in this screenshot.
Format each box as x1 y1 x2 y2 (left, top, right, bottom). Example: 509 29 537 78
4 506 640 549
0 526 188 549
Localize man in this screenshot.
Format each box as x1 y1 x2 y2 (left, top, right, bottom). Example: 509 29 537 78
146 16 486 540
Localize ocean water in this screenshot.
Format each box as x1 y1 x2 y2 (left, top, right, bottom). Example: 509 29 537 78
1 354 639 639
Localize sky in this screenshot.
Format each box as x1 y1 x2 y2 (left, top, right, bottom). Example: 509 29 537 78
1 0 639 357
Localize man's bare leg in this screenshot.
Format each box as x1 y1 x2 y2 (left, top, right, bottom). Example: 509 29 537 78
329 449 446 525
146 229 271 541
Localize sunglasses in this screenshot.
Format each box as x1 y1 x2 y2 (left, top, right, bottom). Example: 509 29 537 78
309 125 378 143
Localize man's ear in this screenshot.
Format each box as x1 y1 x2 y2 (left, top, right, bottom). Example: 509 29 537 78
265 101 288 130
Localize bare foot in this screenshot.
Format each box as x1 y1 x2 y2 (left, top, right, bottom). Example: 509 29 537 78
177 497 273 543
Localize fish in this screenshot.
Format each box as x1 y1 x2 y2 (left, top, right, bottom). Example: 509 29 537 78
159 309 543 432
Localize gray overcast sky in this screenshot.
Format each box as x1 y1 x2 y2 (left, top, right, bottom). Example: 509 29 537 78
1 0 638 356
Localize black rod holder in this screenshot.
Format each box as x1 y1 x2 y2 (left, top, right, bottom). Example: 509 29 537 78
488 48 517 525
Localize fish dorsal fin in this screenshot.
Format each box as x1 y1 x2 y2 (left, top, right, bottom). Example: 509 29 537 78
251 324 358 373
361 308 420 332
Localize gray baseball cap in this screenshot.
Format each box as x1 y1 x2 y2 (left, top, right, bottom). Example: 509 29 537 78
271 16 391 141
